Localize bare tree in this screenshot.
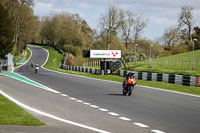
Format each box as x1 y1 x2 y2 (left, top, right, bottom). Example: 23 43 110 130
120 10 135 50
99 5 121 49
178 6 193 41
19 0 34 7
133 15 147 44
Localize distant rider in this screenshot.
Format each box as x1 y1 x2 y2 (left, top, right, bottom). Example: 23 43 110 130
35 64 39 74
31 62 35 68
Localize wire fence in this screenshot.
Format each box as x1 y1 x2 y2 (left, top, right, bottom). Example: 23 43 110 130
153 58 200 71
134 58 200 71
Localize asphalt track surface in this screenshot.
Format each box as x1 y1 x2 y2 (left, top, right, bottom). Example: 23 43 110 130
1 45 200 133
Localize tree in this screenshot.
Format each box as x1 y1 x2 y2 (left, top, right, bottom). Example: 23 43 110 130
40 15 60 45
99 5 122 49
159 26 181 50
132 15 147 45
120 10 147 54
178 6 193 41
19 0 34 7
5 0 38 54
120 10 134 50
40 12 94 59
193 26 200 49
0 2 14 58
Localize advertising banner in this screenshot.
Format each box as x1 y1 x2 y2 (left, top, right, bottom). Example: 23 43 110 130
90 50 121 58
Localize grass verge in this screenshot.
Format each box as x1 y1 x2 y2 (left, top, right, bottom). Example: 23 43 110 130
42 46 63 70
42 46 200 96
0 94 44 126
126 50 200 76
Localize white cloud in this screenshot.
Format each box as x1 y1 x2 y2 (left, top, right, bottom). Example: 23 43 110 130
33 2 54 16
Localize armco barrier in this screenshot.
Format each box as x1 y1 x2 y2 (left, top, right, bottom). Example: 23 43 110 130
157 73 163 82
163 74 169 83
168 74 175 84
147 72 152 81
152 73 157 81
190 76 196 86
134 72 138 79
175 75 183 85
60 64 199 87
138 72 143 80
121 70 199 87
182 76 190 86
142 72 147 81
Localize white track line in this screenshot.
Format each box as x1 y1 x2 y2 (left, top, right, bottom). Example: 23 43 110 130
76 100 84 103
0 90 111 133
108 112 119 116
69 97 77 100
61 94 68 97
134 123 149 128
83 102 91 105
99 108 109 112
151 130 166 133
119 117 131 121
90 105 99 108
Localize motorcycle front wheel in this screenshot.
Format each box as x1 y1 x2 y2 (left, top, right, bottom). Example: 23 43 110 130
128 86 133 96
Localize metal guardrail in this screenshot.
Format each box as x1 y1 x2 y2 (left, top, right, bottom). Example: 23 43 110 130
60 64 200 87
118 70 200 87
60 64 103 75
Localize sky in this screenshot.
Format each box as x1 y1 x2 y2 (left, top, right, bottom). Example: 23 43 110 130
33 0 200 41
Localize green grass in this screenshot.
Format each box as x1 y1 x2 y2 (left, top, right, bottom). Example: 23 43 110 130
42 46 63 70
0 94 44 126
13 53 23 61
42 45 200 96
85 66 100 70
127 50 200 76
26 48 31 61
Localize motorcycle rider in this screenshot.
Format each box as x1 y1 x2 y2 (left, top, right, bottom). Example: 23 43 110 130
31 62 35 68
126 71 135 79
123 71 135 90
35 64 39 74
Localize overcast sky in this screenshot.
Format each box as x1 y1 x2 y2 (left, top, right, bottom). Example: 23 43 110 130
33 0 200 40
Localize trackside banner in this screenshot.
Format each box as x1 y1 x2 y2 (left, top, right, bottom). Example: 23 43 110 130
90 50 121 58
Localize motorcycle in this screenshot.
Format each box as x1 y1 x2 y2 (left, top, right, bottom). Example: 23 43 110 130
35 66 39 74
122 76 136 96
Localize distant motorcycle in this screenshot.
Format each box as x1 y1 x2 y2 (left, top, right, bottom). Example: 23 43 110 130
122 76 136 96
35 64 39 74
31 62 34 68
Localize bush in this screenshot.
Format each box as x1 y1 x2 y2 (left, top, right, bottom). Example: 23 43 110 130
172 45 188 55
64 45 81 56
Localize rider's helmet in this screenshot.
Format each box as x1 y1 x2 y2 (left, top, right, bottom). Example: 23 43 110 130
130 71 134 76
